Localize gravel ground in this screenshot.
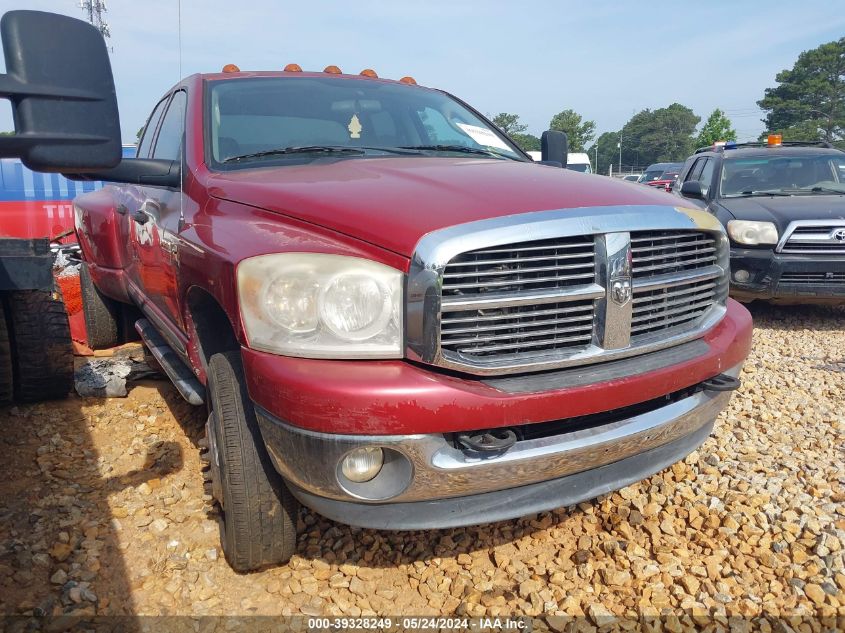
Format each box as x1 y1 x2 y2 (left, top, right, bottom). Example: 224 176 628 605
0 303 843 627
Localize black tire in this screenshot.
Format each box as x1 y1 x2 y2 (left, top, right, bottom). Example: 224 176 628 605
4 289 73 402
204 351 297 571
80 262 120 349
0 306 13 404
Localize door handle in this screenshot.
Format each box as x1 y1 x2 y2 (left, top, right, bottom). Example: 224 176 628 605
132 209 149 225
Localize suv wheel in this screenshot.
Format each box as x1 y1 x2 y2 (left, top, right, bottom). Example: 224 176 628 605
80 262 121 349
4 289 73 402
203 351 298 572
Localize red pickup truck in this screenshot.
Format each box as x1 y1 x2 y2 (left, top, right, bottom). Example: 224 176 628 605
74 67 752 571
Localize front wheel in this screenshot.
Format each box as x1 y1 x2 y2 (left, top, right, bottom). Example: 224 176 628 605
203 351 298 572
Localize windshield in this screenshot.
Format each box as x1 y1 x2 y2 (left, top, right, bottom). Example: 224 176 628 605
207 77 526 167
639 169 665 182
567 163 591 173
720 153 845 196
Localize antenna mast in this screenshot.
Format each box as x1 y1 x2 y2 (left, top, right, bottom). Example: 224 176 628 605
78 1 112 51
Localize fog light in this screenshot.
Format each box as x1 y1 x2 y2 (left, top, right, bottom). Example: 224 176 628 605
734 269 751 283
340 447 384 483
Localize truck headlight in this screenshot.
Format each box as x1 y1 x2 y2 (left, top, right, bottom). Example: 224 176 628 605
238 253 403 358
727 220 779 245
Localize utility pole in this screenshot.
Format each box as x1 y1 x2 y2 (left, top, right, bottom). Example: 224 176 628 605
617 132 622 173
79 1 112 50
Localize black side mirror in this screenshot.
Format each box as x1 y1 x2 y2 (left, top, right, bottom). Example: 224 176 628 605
541 131 568 168
680 180 704 199
0 10 121 171
65 159 180 189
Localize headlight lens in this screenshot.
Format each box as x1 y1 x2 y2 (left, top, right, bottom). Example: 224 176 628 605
238 253 403 358
727 220 779 245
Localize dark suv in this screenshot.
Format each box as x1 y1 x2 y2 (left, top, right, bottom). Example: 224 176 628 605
639 162 683 192
674 140 845 303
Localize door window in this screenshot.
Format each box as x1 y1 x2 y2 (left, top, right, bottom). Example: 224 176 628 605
152 91 187 160
137 98 169 158
684 157 714 197
697 158 715 196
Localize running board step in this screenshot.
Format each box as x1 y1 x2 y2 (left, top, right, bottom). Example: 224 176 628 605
135 319 205 405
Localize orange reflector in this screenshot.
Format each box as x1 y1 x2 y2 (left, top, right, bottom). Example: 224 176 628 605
284 63 302 72
359 68 378 78
222 63 240 73
767 133 783 146
399 76 417 85
323 65 342 74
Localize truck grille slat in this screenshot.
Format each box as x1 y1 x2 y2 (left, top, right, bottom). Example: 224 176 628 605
457 333 594 354
633 280 716 304
466 240 594 255
443 261 595 279
633 289 716 314
631 297 715 324
630 232 704 244
444 322 595 346
441 304 593 324
630 308 710 334
446 252 594 267
442 312 594 335
632 246 715 264
442 270 596 291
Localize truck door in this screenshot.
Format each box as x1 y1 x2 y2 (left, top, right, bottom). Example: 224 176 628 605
128 90 186 331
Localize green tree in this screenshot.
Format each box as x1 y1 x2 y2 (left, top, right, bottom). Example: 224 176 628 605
136 126 144 142
491 112 528 136
758 37 845 143
510 133 540 152
621 104 700 166
587 131 621 175
695 109 737 147
548 109 596 152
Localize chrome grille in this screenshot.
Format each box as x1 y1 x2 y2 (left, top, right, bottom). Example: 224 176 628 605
630 231 719 342
780 223 845 254
407 206 729 376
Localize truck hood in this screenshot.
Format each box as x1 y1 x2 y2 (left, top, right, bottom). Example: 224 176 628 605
716 194 845 232
206 157 682 257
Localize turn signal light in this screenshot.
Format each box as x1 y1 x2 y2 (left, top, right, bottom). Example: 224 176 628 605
399 76 417 85
767 133 783 146
323 65 342 74
284 63 302 72
222 64 240 73
360 68 378 78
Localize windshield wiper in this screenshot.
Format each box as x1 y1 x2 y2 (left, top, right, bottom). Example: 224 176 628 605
223 145 365 163
809 185 845 195
730 190 793 197
398 144 514 159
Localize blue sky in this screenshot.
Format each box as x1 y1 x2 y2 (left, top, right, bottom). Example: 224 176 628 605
2 1 844 144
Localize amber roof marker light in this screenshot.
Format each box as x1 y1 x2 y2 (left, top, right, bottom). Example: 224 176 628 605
359 69 378 78
284 63 302 72
323 65 342 74
767 133 783 146
222 64 240 73
399 76 417 85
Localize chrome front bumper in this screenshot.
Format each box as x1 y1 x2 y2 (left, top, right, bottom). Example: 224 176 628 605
256 364 741 517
